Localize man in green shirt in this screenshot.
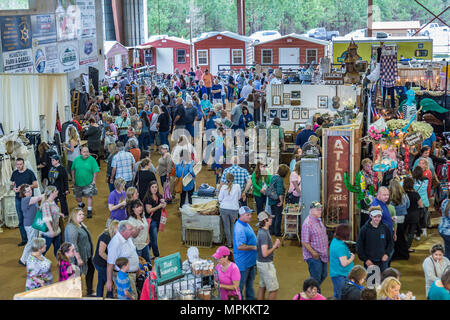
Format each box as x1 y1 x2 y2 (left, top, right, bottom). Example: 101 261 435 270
71 147 100 218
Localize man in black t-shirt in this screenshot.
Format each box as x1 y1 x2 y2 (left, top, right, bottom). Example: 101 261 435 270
10 158 38 246
48 155 69 217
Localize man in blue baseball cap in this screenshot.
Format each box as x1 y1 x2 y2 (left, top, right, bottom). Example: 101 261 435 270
233 206 257 300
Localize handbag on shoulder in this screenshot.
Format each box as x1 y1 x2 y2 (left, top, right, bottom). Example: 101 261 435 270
32 210 48 233
174 164 185 194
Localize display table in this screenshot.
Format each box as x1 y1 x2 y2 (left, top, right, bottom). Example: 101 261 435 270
181 196 223 244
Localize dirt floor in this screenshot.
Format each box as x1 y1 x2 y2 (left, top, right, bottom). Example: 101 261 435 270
0 151 443 300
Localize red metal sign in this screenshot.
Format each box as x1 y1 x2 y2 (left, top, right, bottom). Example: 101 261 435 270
326 136 350 220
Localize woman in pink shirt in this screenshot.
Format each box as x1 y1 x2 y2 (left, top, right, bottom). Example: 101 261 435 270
213 246 241 300
288 161 301 204
195 66 203 84
293 278 326 300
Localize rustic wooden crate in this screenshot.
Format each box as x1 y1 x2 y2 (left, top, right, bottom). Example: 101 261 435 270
184 228 213 248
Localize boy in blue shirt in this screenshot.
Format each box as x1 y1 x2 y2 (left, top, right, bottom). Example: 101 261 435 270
116 257 135 300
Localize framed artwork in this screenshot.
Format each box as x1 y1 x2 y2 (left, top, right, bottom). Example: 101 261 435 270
291 91 301 99
283 93 291 105
301 108 309 119
318 95 328 109
294 122 303 131
269 109 278 119
272 95 281 105
292 108 301 120
290 100 301 106
280 109 289 121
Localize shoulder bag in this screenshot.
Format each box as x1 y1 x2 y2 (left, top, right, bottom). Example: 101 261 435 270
32 209 48 233
266 176 280 201
174 164 185 194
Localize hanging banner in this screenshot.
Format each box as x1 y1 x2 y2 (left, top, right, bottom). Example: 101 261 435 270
79 37 98 66
2 48 34 73
76 0 96 39
56 1 81 41
0 15 32 52
31 14 57 45
58 40 79 73
33 44 59 73
326 135 350 220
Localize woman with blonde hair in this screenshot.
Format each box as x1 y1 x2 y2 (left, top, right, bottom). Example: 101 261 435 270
93 220 119 298
126 187 139 204
64 127 81 178
149 105 161 151
64 207 95 296
389 179 410 260
40 186 64 257
218 173 241 248
378 276 412 300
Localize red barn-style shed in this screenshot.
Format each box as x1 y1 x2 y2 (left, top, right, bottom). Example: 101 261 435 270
253 33 328 68
193 31 253 75
140 35 191 74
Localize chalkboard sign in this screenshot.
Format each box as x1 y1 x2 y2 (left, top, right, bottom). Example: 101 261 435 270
154 252 183 285
404 132 423 146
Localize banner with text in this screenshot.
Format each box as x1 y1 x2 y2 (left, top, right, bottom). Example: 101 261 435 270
58 40 79 73
326 135 350 220
79 37 97 66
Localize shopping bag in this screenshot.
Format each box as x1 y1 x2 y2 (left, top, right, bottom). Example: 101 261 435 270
32 210 48 233
159 208 168 232
164 180 173 202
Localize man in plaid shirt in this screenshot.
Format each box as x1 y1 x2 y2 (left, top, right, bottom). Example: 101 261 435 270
111 142 136 188
219 156 251 206
301 201 329 292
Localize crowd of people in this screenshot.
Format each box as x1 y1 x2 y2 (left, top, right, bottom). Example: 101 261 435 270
8 65 450 300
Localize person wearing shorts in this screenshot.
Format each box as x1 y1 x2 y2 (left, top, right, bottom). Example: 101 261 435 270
71 147 100 219
256 211 281 300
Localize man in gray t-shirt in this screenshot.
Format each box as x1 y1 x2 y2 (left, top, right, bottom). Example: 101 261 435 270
231 100 244 129
256 211 281 299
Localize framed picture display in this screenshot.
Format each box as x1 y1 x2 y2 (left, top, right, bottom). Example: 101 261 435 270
292 108 301 120
301 108 309 120
294 122 303 131
272 95 281 105
280 109 289 121
283 93 291 105
318 95 328 109
290 100 301 106
269 109 278 119
291 91 301 99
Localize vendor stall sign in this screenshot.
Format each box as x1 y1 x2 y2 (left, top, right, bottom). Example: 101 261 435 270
324 72 344 85
326 135 350 220
154 252 183 285
33 44 59 73
404 132 423 146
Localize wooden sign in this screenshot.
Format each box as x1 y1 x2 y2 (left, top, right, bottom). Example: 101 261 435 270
154 252 184 285
404 132 423 146
326 136 350 220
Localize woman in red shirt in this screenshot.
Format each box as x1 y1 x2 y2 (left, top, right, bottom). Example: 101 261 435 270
418 158 433 199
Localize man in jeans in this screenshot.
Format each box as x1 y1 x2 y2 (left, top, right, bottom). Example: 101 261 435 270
301 201 329 292
10 158 38 246
256 211 281 300
233 206 257 300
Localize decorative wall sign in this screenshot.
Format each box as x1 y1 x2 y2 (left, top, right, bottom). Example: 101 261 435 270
292 108 301 120
280 109 289 121
272 95 281 105
318 95 328 109
301 108 309 119
404 132 423 146
324 72 344 85
283 93 290 105
269 109 278 119
291 91 301 99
